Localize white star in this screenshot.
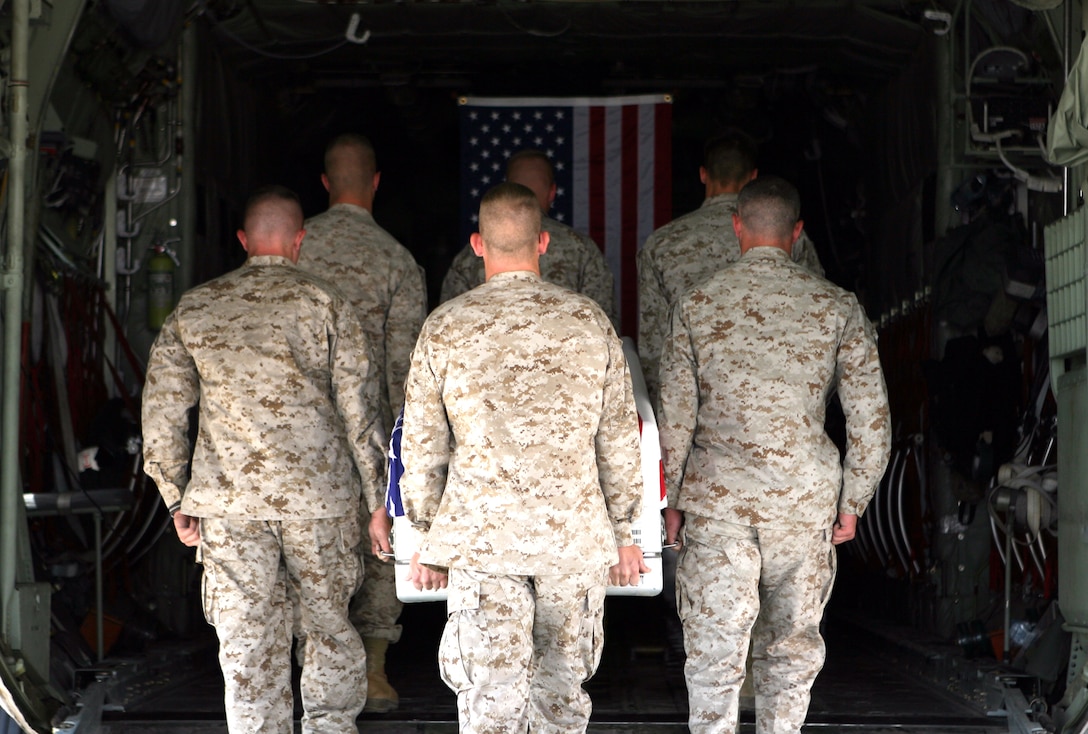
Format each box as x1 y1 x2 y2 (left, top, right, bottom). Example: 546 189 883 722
491 111 500 120
556 186 565 198
555 161 565 171
470 187 480 197
512 137 522 147
555 212 566 222
470 162 479 171
556 136 565 146
546 148 555 158
482 175 491 184
469 111 478 120
481 150 490 159
555 110 565 120
492 162 500 171
512 111 521 120
502 124 511 133
469 136 479 147
481 124 490 133
524 124 533 133
471 213 479 223
545 124 554 132
534 111 543 120
534 136 543 145
492 137 500 146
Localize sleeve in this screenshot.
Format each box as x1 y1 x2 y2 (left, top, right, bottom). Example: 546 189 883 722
330 302 389 514
141 309 199 512
834 299 892 516
397 322 451 530
594 329 642 548
637 243 669 409
579 238 618 330
385 260 428 418
656 302 699 508
792 229 825 278
439 246 482 304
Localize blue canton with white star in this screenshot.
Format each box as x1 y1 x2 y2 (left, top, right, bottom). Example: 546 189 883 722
459 105 574 247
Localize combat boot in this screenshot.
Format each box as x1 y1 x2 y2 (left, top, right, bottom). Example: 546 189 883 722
362 637 399 713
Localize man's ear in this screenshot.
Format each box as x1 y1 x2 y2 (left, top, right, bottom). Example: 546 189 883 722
291 228 306 263
237 230 249 253
469 232 485 257
320 173 331 193
372 171 381 193
538 230 550 256
731 212 742 240
791 219 805 245
699 166 708 185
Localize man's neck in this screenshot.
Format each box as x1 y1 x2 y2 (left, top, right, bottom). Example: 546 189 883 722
330 193 373 212
483 258 540 281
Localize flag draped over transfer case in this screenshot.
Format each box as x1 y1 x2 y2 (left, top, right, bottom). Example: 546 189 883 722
459 94 673 337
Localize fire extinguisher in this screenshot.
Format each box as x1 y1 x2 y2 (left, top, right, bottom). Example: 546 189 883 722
147 244 178 330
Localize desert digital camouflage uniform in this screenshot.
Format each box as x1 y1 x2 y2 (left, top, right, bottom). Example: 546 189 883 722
657 247 891 734
399 271 642 732
299 202 427 646
637 193 824 405
142 255 387 734
440 215 618 326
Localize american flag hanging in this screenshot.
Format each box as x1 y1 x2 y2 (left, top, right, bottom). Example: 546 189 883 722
459 94 673 337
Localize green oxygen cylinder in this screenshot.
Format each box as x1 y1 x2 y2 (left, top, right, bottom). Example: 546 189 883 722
147 245 176 330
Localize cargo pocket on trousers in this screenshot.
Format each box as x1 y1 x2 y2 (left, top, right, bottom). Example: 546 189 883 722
576 584 607 677
439 577 486 693
819 540 838 609
200 565 218 627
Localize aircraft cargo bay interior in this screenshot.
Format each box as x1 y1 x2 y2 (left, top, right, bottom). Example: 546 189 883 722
0 1 1081 732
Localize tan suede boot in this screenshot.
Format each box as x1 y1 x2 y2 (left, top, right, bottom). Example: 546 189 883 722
362 637 400 713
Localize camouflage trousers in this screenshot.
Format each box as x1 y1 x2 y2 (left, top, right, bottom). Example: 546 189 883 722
349 506 403 642
676 515 836 734
199 516 366 734
439 567 609 733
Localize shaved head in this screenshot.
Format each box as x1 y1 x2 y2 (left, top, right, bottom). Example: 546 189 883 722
736 176 801 239
239 185 306 261
505 150 555 213
478 182 542 257
324 133 377 197
704 129 758 187
243 185 304 237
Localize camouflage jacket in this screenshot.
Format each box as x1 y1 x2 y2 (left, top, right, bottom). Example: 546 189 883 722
658 247 890 530
400 271 641 574
440 215 617 326
142 256 388 519
300 203 427 424
638 193 823 405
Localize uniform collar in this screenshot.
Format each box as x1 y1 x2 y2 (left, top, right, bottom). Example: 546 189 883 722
328 202 375 220
487 270 541 283
741 246 791 262
245 255 296 268
701 192 739 211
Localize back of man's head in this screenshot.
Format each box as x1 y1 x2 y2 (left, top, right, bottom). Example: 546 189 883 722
703 129 758 188
324 133 378 197
505 149 555 213
241 185 305 258
736 176 801 240
479 182 543 257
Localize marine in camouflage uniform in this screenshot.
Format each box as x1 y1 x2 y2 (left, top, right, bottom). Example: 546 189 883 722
657 177 891 734
440 149 617 327
400 182 646 733
142 186 387 734
297 133 428 712
637 129 823 407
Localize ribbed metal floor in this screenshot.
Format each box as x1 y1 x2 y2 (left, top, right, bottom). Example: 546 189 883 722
91 595 1010 733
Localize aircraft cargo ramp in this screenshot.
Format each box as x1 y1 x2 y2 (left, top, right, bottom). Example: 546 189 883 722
86 599 1013 734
